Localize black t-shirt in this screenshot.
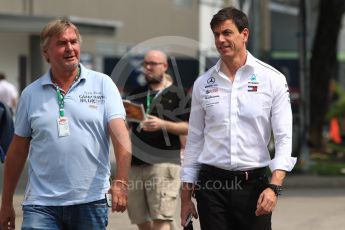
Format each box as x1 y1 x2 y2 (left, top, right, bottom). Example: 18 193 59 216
126 84 191 165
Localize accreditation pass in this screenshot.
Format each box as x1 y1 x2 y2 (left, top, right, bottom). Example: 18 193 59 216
57 117 70 137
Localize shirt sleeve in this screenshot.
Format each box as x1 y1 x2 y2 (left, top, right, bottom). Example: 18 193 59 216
269 74 297 172
103 75 126 122
14 90 31 137
181 79 205 183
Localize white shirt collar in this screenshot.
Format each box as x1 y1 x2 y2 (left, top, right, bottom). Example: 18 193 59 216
214 51 256 74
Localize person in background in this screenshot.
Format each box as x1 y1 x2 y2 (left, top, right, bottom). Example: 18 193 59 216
0 101 14 163
0 73 18 115
163 70 188 163
180 7 296 230
125 50 190 230
0 18 131 230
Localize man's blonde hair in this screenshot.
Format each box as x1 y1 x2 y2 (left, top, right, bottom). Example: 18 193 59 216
40 18 82 51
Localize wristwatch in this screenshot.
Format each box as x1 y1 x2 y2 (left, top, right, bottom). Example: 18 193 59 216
267 184 283 196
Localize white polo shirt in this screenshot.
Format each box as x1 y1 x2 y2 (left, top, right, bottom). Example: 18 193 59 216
181 52 297 183
15 64 125 205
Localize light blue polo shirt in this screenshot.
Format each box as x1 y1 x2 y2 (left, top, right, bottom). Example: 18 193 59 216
15 64 125 206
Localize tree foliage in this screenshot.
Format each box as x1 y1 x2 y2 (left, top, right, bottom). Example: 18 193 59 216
309 0 345 149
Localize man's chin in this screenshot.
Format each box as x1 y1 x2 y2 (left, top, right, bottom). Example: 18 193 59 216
147 79 162 84
145 76 162 84
65 62 79 70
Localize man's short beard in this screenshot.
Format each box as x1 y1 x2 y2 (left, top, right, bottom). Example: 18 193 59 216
68 62 79 70
146 75 163 84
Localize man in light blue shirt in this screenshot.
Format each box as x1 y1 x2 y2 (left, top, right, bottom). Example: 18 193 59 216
0 18 131 230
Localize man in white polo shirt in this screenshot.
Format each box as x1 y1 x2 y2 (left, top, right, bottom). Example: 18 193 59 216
0 18 131 229
0 73 18 115
180 7 296 230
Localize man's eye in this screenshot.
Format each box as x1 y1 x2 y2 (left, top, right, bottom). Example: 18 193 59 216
57 41 67 46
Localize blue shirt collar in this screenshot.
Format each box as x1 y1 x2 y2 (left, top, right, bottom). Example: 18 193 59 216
40 63 87 86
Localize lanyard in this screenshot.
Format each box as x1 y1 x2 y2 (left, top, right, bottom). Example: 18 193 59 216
146 88 166 114
146 91 153 114
54 67 81 117
56 87 65 117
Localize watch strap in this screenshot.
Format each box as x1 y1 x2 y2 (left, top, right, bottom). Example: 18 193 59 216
267 183 283 196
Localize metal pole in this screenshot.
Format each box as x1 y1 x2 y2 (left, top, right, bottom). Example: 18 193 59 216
298 0 310 171
260 0 270 59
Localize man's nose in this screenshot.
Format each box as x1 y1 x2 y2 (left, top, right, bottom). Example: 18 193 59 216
218 34 226 42
65 42 73 50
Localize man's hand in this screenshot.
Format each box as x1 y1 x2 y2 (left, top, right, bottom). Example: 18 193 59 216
181 182 198 227
140 115 189 135
0 135 30 230
108 180 128 213
140 115 164 132
0 204 16 230
181 199 198 227
255 188 277 216
255 169 286 216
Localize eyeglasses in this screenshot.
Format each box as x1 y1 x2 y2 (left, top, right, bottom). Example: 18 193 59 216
142 61 165 67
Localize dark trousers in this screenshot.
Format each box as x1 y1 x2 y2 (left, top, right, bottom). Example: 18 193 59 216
195 165 272 230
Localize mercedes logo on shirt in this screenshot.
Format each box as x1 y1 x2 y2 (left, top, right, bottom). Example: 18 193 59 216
207 77 215 84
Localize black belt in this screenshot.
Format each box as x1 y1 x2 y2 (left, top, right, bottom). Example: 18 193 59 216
200 164 267 181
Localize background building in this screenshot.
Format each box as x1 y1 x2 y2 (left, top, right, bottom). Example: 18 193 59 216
2 1 345 152
0 0 201 92
1 0 318 90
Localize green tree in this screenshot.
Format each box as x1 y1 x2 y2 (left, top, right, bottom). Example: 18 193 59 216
309 0 345 149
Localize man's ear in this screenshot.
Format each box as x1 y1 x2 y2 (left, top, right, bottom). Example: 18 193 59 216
42 50 49 63
242 28 249 43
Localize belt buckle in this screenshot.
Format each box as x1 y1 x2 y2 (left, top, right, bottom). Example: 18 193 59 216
245 171 249 181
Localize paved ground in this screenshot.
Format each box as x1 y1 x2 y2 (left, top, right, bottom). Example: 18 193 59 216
10 193 193 230
273 188 345 230
6 188 345 230
1 158 345 229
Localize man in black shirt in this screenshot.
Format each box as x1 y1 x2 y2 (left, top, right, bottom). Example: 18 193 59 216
125 50 190 230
